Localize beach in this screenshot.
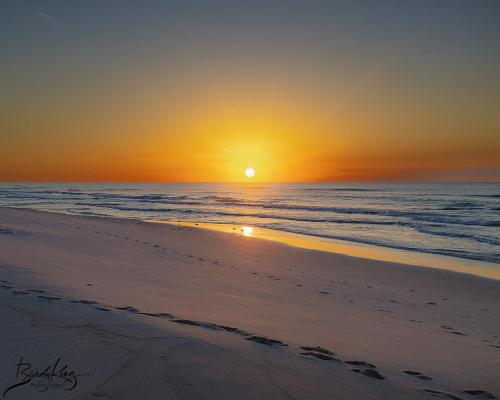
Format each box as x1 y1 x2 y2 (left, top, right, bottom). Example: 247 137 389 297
0 207 499 399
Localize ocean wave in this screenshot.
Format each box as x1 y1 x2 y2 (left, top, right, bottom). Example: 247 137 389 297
253 224 500 264
0 189 200 203
439 201 484 210
406 223 500 246
1 183 499 265
2 193 499 228
66 209 113 218
473 194 500 198
83 203 500 236
193 196 498 225
303 187 380 192
83 203 395 224
235 202 500 227
201 195 274 205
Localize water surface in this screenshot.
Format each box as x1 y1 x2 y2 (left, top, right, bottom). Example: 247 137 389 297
1 182 498 273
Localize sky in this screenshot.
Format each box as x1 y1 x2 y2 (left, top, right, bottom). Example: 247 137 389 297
1 0 499 182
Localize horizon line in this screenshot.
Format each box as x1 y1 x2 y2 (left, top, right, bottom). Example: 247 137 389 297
1 180 499 184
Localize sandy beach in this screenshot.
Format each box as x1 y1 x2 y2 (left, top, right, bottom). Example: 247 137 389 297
0 207 499 400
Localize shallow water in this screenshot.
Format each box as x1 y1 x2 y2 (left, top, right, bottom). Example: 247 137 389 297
1 182 498 265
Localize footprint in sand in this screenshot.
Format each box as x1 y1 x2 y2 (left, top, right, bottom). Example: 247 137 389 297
347 361 385 380
352 368 385 380
421 389 463 400
300 346 340 362
70 299 98 305
28 289 46 293
301 351 340 361
345 360 377 369
38 295 61 301
172 319 222 331
402 370 432 380
301 346 332 354
138 312 166 317
219 325 250 336
115 306 139 312
463 389 496 399
246 336 288 346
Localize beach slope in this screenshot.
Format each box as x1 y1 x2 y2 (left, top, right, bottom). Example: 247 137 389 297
0 208 499 399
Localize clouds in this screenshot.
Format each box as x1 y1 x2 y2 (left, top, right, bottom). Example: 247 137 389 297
37 12 55 25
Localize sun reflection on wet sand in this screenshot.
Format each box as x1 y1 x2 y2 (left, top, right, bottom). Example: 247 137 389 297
241 226 254 236
152 220 500 280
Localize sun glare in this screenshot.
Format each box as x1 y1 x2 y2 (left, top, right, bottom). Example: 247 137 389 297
245 167 255 178
241 226 254 236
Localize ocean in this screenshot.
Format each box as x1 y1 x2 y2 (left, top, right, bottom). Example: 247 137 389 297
1 182 498 265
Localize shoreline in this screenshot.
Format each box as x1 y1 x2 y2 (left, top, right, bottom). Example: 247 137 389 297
1 207 499 399
3 206 499 281
1 181 497 273
152 220 500 281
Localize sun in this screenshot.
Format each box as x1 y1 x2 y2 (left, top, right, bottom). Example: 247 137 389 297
245 167 255 178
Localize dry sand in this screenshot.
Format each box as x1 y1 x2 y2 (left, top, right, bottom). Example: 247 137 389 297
0 207 499 399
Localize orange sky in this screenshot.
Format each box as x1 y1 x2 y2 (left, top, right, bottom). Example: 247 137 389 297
2 76 498 182
1 2 499 182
